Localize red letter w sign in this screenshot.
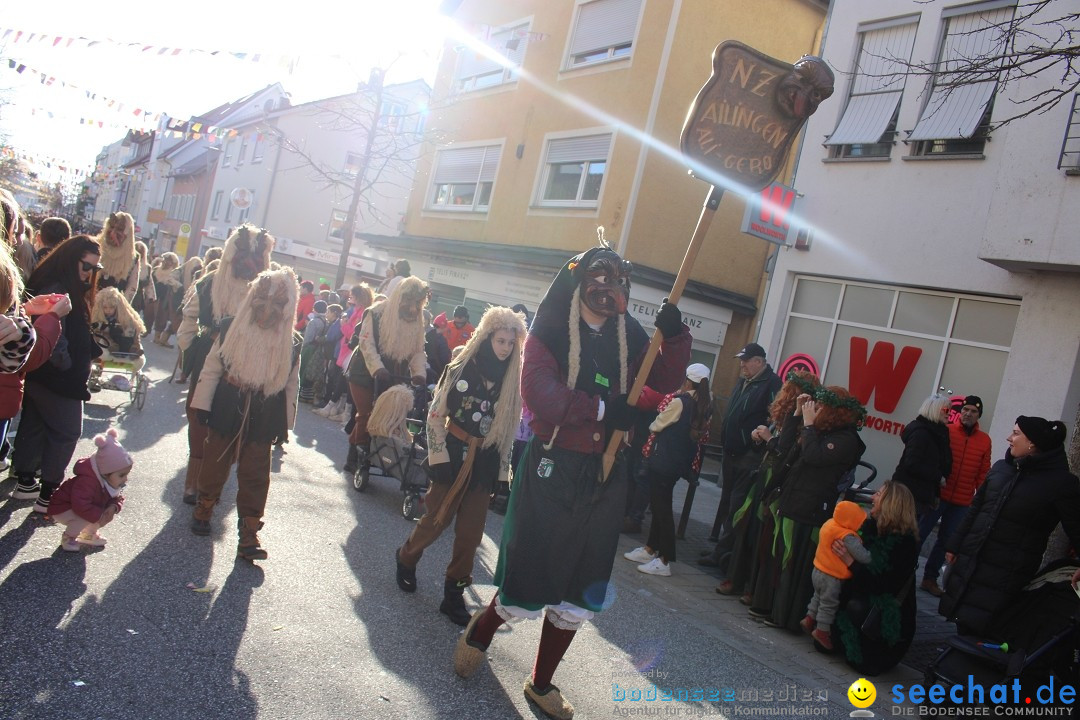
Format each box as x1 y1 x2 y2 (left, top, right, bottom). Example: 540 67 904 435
848 337 922 414
740 182 797 245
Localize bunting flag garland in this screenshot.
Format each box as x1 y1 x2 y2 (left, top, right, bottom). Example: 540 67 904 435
0 24 315 187
0 26 299 71
4 56 161 128
0 146 93 180
3 57 264 141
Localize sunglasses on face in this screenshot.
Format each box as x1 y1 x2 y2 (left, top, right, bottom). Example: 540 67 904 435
81 260 104 272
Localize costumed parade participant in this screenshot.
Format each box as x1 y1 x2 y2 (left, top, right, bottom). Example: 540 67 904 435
150 253 181 347
343 276 428 475
176 225 273 505
90 286 145 371
453 242 691 720
395 306 527 626
189 267 300 560
95 212 141 303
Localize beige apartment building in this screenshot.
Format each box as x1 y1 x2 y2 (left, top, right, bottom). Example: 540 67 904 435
378 0 827 381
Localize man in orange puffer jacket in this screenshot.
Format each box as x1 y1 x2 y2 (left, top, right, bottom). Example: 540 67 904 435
920 395 992 597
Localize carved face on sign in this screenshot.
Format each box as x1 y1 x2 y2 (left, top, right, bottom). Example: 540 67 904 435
680 41 835 191
775 56 835 120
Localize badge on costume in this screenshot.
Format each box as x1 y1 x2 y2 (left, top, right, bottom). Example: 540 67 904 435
456 379 469 393
594 373 609 388
538 458 554 478
479 415 493 436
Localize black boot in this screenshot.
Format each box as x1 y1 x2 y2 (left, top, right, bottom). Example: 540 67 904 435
395 548 417 593
237 517 269 561
440 577 472 626
343 444 360 474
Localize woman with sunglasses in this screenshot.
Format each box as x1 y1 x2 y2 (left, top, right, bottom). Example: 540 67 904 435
10 236 104 514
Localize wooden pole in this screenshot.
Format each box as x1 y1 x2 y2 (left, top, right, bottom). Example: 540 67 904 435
602 184 724 480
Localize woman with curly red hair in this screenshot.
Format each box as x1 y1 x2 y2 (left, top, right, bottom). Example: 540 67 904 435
761 385 867 634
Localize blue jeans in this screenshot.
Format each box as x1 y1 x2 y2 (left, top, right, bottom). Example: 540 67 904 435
922 500 970 583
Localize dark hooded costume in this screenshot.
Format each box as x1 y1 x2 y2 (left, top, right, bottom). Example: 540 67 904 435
494 247 691 616
452 247 691 717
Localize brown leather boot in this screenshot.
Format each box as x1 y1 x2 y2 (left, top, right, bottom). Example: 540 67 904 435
182 457 202 505
191 495 216 535
237 517 268 561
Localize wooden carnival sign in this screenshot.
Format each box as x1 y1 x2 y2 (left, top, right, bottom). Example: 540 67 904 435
603 41 835 479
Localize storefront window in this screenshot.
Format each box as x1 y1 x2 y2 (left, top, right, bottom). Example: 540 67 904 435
839 285 892 326
791 279 840 317
893 292 952 336
952 298 1019 347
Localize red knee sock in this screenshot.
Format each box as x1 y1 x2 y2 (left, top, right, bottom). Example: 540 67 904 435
469 595 506 649
532 615 577 691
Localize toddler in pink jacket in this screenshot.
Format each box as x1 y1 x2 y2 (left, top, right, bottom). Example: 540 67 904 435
48 428 132 551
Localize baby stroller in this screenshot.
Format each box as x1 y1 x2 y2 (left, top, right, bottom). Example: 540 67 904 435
923 560 1080 711
88 352 149 410
841 460 878 506
353 380 430 520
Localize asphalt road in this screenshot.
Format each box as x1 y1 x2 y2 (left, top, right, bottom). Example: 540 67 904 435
0 342 857 720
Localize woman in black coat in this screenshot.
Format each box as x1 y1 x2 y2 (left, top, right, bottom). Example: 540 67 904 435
765 386 867 632
11 235 103 513
940 416 1080 639
892 393 952 545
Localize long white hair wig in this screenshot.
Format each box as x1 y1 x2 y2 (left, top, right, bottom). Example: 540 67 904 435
219 267 299 395
435 305 527 457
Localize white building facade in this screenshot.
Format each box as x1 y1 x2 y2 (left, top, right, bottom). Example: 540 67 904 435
756 0 1080 475
200 79 430 286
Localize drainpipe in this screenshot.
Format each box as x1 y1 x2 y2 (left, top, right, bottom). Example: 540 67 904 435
616 0 683 257
261 122 283 229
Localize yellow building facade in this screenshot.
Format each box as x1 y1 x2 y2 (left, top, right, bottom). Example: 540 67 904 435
382 0 827 382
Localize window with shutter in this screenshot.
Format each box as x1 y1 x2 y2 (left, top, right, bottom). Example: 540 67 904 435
537 133 612 207
567 0 643 68
454 22 530 93
429 144 503 212
826 17 919 159
909 1 1015 156
328 210 348 243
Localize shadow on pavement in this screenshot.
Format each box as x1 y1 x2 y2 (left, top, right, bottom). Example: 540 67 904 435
0 470 261 720
340 476 521 718
0 555 88 718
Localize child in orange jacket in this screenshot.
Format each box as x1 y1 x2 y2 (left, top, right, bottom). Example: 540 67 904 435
801 500 871 649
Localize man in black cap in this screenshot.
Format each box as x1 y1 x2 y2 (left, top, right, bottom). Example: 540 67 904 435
920 394 993 597
700 342 781 572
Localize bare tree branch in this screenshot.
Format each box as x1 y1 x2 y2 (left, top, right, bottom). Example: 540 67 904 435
268 77 441 285
855 0 1080 127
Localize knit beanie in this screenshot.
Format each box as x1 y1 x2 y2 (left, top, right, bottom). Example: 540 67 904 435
962 395 983 416
94 428 133 475
1015 416 1067 452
